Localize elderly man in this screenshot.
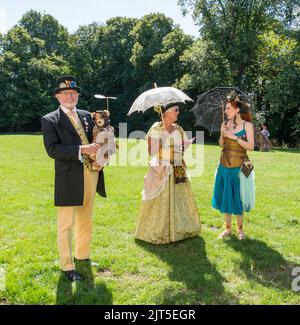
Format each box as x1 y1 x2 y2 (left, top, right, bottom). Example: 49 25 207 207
41 75 106 282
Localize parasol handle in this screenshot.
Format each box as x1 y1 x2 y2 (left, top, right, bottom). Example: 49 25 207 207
160 108 166 130
153 83 166 129
155 105 166 130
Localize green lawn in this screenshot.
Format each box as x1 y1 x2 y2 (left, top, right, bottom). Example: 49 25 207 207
0 134 299 305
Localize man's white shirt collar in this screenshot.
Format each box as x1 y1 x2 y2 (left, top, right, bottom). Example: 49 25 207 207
60 105 77 115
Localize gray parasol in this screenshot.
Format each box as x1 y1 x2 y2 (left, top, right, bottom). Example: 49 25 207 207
191 86 250 134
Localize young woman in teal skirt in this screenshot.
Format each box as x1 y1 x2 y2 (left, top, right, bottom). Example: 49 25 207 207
212 91 255 240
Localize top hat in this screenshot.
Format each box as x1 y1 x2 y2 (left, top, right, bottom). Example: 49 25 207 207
54 75 81 94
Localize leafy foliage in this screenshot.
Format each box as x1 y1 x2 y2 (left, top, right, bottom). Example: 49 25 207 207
178 0 300 144
0 6 299 144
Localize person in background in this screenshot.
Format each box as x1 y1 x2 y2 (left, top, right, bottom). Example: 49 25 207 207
260 124 271 151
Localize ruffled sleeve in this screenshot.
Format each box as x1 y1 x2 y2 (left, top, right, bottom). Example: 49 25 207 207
145 122 162 140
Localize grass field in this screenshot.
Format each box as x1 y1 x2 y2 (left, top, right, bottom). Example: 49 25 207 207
0 134 299 305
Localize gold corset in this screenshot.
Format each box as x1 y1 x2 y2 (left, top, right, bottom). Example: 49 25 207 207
220 138 248 168
156 125 187 183
158 138 175 163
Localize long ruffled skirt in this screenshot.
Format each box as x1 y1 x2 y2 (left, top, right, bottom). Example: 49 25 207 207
212 163 255 215
134 175 201 244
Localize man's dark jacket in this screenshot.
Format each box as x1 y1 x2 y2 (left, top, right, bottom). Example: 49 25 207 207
41 108 106 206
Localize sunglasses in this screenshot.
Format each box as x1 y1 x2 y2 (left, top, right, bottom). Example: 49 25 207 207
166 107 180 113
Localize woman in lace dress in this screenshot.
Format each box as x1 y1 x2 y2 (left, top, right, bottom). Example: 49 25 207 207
134 103 201 244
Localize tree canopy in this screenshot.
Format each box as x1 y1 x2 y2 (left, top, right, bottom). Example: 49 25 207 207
0 5 299 145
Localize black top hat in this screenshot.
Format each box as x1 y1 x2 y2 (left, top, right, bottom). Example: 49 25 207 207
54 75 81 94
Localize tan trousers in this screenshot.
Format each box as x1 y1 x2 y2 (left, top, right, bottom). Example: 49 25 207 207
57 168 99 271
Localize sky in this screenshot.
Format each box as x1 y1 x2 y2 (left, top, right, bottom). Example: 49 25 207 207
0 0 199 36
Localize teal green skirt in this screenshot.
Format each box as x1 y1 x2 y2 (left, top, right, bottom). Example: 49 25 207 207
212 163 255 215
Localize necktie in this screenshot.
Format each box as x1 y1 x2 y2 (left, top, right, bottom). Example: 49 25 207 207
67 110 92 171
68 110 78 124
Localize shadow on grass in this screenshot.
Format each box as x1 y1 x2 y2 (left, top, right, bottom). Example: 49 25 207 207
56 260 112 305
136 236 238 304
226 237 299 291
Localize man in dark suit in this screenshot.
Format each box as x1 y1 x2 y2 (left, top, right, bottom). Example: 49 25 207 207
41 75 106 282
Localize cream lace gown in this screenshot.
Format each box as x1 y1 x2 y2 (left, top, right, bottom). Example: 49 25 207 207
134 122 201 244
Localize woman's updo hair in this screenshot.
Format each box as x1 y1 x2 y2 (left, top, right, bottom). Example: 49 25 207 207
226 90 252 123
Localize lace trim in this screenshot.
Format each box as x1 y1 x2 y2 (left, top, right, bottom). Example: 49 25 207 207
142 167 173 201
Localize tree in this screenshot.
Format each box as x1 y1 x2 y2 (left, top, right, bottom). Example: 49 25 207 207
252 29 300 145
150 27 193 85
130 13 174 90
0 11 195 133
128 13 197 132
0 12 70 131
69 18 139 132
178 0 300 144
177 38 232 92
19 10 70 57
178 0 300 87
69 14 194 133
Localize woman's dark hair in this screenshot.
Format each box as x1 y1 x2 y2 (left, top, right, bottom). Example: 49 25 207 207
226 91 252 123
